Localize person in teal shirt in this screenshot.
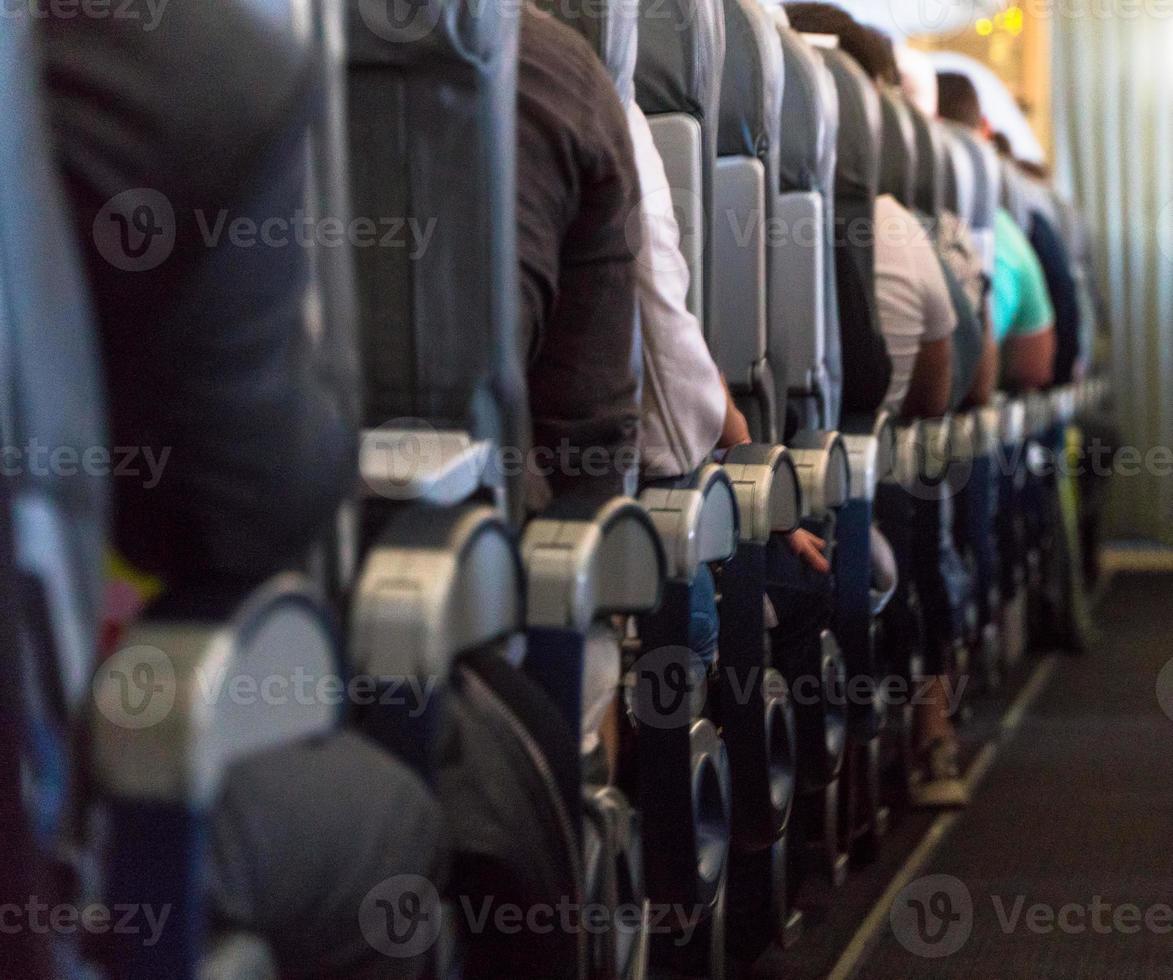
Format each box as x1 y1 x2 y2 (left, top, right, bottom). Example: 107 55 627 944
994 208 1055 343
992 207 1056 390
938 68 1057 391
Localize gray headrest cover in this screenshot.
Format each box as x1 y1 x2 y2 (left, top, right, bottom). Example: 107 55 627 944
535 0 639 105
820 46 880 202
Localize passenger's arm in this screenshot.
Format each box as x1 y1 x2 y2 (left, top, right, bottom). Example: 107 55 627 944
1003 326 1056 392
999 212 1056 392
902 337 952 419
717 376 752 449
963 315 999 408
521 26 641 500
898 205 957 420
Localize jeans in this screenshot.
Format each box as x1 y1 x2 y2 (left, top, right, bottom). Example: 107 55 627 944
688 563 720 668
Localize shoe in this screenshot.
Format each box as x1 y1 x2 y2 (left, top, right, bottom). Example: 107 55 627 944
909 738 969 809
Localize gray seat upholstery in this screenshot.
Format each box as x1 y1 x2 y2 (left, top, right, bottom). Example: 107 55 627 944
879 86 918 209
1 15 108 718
819 44 896 423
908 100 946 219
535 0 637 106
769 11 843 430
941 122 978 229
346 0 528 753
948 123 1002 273
1 18 106 976
633 0 725 334
713 0 786 441
348 0 528 523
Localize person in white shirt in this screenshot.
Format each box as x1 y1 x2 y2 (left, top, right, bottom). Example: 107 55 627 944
873 192 957 419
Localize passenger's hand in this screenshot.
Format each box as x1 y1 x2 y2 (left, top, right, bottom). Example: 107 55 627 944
786 528 830 575
718 376 751 448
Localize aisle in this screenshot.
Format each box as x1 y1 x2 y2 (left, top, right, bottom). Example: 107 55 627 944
851 571 1173 978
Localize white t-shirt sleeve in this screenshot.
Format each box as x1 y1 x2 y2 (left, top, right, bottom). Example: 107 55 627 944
626 101 726 479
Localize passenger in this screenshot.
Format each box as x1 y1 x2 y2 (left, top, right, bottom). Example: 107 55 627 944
517 3 642 507
894 46 996 409
787 4 969 806
937 72 1057 392
1010 170 1086 386
42 9 443 978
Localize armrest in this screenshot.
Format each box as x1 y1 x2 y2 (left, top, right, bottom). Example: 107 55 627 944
1024 391 1053 437
839 410 896 502
997 395 1026 446
786 429 850 517
92 575 343 809
639 464 739 583
1050 384 1077 426
522 496 666 631
916 417 955 488
351 504 522 681
722 443 803 542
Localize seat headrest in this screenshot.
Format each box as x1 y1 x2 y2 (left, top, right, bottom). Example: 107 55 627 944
946 122 1000 231
907 102 945 217
878 87 916 207
717 0 785 160
534 0 638 105
349 0 512 66
940 124 976 222
633 0 724 128
820 47 880 202
772 21 838 196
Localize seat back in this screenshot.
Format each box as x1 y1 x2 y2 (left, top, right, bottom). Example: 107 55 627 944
1000 158 1036 230
0 17 107 976
949 123 1001 273
908 100 946 218
941 123 977 228
634 0 725 335
713 0 786 442
769 13 842 429
348 0 527 523
879 87 918 208
1 16 108 725
820 44 891 420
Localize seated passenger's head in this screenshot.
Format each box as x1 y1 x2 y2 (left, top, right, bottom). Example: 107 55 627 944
784 3 899 85
937 71 987 135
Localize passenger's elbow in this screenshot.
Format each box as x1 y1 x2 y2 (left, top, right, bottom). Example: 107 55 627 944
1004 326 1056 392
